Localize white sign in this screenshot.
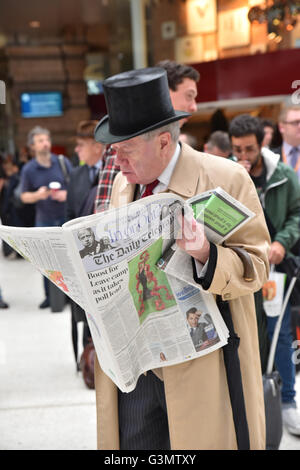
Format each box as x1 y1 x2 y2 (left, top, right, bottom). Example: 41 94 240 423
175 35 204 64
187 0 217 34
218 7 250 49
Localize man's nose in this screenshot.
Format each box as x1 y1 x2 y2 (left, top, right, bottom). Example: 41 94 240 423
237 149 249 157
114 149 125 164
189 100 197 113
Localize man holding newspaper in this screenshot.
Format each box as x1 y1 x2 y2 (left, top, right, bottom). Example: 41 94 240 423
93 67 270 450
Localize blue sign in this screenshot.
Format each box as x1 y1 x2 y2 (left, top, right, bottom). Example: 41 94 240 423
20 91 63 118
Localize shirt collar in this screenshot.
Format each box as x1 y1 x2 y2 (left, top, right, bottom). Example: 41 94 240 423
33 153 55 168
283 141 300 156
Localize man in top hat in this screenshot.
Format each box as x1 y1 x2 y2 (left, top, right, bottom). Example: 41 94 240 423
93 67 270 450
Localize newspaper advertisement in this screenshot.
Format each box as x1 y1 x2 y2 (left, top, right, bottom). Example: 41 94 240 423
0 191 232 392
156 186 255 287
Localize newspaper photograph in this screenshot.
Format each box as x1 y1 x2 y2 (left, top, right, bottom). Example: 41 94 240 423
0 190 233 392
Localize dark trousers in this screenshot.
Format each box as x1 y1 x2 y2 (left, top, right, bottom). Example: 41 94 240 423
118 370 170 450
267 301 296 405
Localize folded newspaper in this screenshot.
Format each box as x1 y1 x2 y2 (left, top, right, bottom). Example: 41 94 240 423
156 186 255 286
0 187 254 392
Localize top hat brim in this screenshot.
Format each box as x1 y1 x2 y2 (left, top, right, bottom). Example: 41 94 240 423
94 110 190 145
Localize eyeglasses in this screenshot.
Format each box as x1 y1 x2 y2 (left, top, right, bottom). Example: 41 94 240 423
283 120 300 127
232 144 259 156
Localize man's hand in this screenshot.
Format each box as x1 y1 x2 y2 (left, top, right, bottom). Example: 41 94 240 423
36 186 50 200
237 159 251 173
269 241 285 265
50 189 67 202
176 210 210 265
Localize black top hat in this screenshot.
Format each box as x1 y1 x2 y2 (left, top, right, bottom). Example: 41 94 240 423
94 67 190 144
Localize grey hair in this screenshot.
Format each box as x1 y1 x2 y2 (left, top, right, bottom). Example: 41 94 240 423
27 126 51 147
206 131 231 153
77 227 94 240
141 121 181 143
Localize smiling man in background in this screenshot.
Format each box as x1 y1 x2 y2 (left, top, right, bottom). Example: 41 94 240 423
156 60 199 128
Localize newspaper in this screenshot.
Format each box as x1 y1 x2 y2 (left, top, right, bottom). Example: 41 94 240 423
156 186 255 287
0 189 252 393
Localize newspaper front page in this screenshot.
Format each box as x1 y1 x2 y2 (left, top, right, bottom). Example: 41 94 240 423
0 191 238 392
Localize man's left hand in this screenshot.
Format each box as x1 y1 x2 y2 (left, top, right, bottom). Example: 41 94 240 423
176 211 210 265
50 189 67 202
269 241 286 265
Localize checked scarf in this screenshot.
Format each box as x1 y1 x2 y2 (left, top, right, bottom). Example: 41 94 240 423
93 146 120 214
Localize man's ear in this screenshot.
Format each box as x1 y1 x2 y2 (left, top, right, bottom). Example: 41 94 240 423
159 131 171 151
278 122 284 136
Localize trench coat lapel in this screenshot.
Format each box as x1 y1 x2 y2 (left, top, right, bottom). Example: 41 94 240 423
114 176 136 206
167 144 200 198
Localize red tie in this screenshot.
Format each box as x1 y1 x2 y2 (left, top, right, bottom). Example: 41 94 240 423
141 179 159 198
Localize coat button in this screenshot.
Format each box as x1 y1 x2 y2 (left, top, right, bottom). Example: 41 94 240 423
224 293 231 299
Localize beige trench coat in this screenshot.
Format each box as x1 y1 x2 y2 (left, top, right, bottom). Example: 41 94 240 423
94 143 270 450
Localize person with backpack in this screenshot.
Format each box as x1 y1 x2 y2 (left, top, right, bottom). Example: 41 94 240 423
20 126 72 309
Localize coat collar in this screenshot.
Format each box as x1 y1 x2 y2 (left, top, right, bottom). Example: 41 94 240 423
167 142 200 198
261 147 280 181
117 174 136 203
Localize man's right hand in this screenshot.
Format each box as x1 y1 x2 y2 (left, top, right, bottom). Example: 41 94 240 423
36 186 50 200
21 186 50 204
